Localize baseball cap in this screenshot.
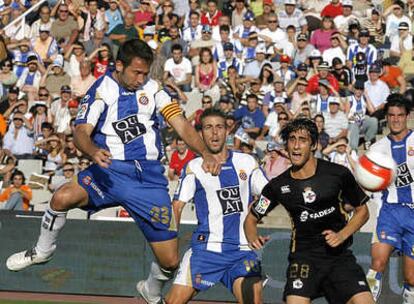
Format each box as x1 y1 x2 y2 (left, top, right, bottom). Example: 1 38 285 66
34 101 47 107
280 55 291 63
398 22 410 30
51 55 64 68
255 44 266 54
143 25 155 36
297 63 308 71
309 49 322 58
223 42 234 51
60 85 72 93
369 63 381 73
219 96 231 103
202 24 212 33
39 24 51 32
332 57 343 66
244 10 255 21
342 0 352 7
273 96 285 104
318 61 330 70
9 86 19 95
26 55 38 64
318 79 330 88
284 0 296 5
263 0 273 5
329 97 340 105
68 99 79 108
354 81 365 90
297 33 308 41
359 28 370 37
267 142 282 151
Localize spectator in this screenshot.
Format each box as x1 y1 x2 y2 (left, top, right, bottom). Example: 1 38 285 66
188 24 216 65
256 0 276 30
240 78 266 107
164 44 192 92
0 143 16 185
234 94 265 140
364 63 390 121
0 170 32 211
233 11 258 47
380 58 407 94
346 28 377 69
133 0 155 28
384 1 411 43
0 59 17 91
313 113 330 158
259 63 276 94
30 5 53 39
292 33 315 66
84 27 113 56
276 55 295 87
322 32 346 66
50 3 79 54
313 79 338 114
278 0 308 33
310 16 336 53
263 142 291 180
64 42 87 78
183 0 201 29
212 15 234 42
71 60 96 98
50 85 72 134
16 55 43 97
49 162 76 192
78 157 91 171
160 25 188 59
31 24 58 66
306 61 340 95
243 44 269 78
212 25 239 62
289 78 312 114
4 3 30 41
331 57 352 96
323 98 348 143
321 0 343 18
105 0 124 36
333 0 358 34
43 134 67 175
183 11 202 44
200 0 222 27
168 137 196 181
262 77 288 116
88 43 113 79
30 101 51 140
3 112 34 158
109 12 138 55
195 47 218 99
41 55 71 98
64 135 82 162
33 122 54 158
323 137 357 171
307 49 323 78
389 22 413 61
347 81 377 150
217 42 243 78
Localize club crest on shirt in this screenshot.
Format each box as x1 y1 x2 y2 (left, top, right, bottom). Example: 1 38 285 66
302 187 316 204
239 169 247 180
409 147 414 156
138 94 149 105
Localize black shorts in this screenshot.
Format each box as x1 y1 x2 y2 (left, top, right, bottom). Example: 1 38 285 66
283 250 370 304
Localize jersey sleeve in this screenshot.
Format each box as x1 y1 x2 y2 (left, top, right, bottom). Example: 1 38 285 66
155 88 182 122
250 183 278 220
341 167 369 207
75 80 106 126
173 164 196 203
250 165 269 197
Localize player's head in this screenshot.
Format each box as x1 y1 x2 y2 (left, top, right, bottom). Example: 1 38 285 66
281 118 318 167
115 39 154 91
385 93 411 136
200 108 227 154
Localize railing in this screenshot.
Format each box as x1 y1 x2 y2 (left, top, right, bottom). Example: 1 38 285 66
3 0 49 33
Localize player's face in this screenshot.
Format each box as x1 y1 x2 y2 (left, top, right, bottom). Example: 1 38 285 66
117 57 150 91
286 129 315 168
201 115 227 154
387 106 409 136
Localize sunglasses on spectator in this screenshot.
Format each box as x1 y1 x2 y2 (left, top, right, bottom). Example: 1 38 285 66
268 20 278 23
163 4 172 7
63 168 75 172
13 118 23 121
80 161 90 165
59 9 69 13
202 100 212 104
39 93 49 97
278 117 288 121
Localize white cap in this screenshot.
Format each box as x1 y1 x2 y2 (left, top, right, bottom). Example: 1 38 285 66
255 44 266 54
342 0 353 6
284 0 296 5
39 24 51 32
51 54 64 68
309 49 322 58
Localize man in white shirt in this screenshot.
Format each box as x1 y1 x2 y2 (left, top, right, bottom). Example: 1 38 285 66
390 22 413 58
323 32 346 66
333 0 358 35
3 112 34 158
258 13 287 53
182 11 202 44
164 44 193 92
385 1 412 42
278 0 308 33
323 98 348 143
364 63 390 121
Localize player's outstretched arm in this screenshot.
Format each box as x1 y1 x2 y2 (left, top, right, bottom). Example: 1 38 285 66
168 115 221 175
74 124 112 168
322 204 369 248
244 212 270 250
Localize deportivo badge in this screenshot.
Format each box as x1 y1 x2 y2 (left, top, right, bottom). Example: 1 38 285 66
302 187 316 204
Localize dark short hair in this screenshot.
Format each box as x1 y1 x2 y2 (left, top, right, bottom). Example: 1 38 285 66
41 122 54 130
11 170 25 184
189 10 200 18
171 43 183 53
313 113 325 122
219 24 230 33
117 39 154 67
246 94 258 101
281 118 319 147
385 93 411 115
200 108 227 126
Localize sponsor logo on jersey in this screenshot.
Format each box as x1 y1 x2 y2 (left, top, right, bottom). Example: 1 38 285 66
138 94 149 105
395 163 414 188
358 281 366 286
195 274 202 285
112 114 146 144
281 185 291 194
82 176 104 199
255 195 271 215
217 186 243 216
300 207 335 222
293 279 303 289
239 169 247 180
121 90 135 96
76 103 88 120
302 187 316 204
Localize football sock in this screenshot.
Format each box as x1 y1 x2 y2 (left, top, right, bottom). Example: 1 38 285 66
366 268 383 302
35 205 67 256
144 261 175 300
403 284 414 304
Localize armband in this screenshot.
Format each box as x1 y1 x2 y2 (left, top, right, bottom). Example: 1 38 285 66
160 101 182 121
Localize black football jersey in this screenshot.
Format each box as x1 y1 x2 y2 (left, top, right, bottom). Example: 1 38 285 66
251 159 369 254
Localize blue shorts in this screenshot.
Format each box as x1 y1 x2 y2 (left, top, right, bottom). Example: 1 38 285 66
174 248 261 292
376 203 414 258
77 160 177 242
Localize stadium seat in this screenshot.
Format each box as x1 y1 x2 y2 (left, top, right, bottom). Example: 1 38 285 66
17 159 43 180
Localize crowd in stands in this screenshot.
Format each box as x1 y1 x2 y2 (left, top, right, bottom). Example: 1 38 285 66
0 0 414 210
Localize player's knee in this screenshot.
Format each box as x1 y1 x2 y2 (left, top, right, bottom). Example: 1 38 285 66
371 257 388 273
51 187 81 211
241 276 262 304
